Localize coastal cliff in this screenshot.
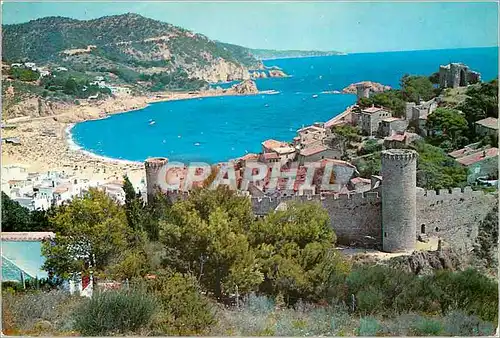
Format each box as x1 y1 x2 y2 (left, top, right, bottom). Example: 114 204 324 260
2 13 259 97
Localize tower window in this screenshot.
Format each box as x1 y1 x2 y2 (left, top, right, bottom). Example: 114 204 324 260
384 232 387 238
421 224 426 234
435 227 440 232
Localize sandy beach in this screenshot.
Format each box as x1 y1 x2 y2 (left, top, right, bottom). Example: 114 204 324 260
1 87 276 183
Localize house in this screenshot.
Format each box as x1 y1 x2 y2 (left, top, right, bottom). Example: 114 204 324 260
313 158 359 194
294 123 328 149
260 152 280 164
109 86 132 96
238 153 259 166
298 145 342 165
56 67 68 72
11 63 22 67
383 132 421 149
261 139 296 164
379 117 409 137
475 117 498 137
450 146 498 184
356 106 392 136
262 139 288 153
349 177 372 193
24 62 36 70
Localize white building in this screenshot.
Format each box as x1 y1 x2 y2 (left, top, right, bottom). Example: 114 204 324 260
109 86 132 96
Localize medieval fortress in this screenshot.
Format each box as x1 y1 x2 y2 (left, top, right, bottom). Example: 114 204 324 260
144 149 496 254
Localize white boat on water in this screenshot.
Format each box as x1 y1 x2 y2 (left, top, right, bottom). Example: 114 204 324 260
194 142 201 146
149 119 156 125
312 94 319 98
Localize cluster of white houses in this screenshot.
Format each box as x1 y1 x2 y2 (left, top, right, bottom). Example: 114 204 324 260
1 165 146 211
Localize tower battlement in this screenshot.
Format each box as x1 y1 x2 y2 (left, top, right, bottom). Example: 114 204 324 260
381 149 418 161
144 157 168 170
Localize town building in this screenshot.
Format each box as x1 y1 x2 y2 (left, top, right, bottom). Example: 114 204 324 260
109 86 132 96
379 117 409 137
261 139 296 164
475 117 498 137
297 145 342 165
383 132 421 149
354 106 392 136
449 145 499 184
294 123 328 149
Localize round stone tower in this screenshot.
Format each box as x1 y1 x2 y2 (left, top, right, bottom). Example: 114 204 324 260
144 157 168 202
381 149 418 253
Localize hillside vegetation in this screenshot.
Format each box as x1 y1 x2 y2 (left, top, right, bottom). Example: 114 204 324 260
2 13 263 93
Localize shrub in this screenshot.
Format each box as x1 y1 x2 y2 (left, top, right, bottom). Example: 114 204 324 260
357 316 381 336
443 310 495 336
2 290 82 333
410 316 443 336
72 288 158 335
146 273 216 335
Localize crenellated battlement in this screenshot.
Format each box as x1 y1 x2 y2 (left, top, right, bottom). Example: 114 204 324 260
144 157 168 170
381 149 418 161
417 186 492 200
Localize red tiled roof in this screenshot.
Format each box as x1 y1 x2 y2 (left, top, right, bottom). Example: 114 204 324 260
54 184 70 194
475 117 498 130
1 232 55 241
362 106 385 114
300 145 328 156
384 133 406 142
456 148 498 166
350 177 371 185
262 152 279 160
240 153 259 161
262 139 288 150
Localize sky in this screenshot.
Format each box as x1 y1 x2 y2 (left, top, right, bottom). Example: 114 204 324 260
2 1 498 53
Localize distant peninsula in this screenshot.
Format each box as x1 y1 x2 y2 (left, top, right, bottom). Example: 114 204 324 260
249 49 346 60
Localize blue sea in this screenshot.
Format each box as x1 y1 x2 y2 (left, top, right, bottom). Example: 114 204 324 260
71 47 498 164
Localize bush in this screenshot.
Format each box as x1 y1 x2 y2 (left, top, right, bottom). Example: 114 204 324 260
443 311 495 336
410 316 443 336
357 316 381 336
73 288 158 335
2 290 82 334
145 273 216 335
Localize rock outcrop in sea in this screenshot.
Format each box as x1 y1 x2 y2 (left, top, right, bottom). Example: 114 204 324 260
231 79 259 94
268 69 288 78
342 81 391 94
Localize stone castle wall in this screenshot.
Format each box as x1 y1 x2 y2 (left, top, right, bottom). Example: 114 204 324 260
252 191 382 248
250 187 496 252
415 187 497 252
145 158 497 253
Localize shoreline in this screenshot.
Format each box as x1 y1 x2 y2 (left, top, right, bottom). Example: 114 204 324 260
1 87 284 181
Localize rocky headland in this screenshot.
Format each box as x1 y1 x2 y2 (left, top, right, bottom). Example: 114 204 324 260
342 81 391 94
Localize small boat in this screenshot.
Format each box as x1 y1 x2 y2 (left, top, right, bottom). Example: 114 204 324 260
264 103 270 107
178 135 182 138
149 120 156 125
194 142 201 146
312 94 319 98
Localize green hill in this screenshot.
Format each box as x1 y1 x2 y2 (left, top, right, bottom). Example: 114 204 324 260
2 13 262 86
